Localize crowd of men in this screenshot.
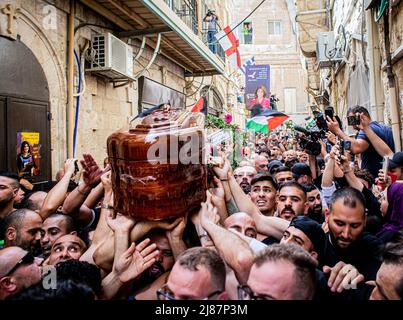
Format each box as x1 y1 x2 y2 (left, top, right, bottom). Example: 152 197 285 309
0 105 403 300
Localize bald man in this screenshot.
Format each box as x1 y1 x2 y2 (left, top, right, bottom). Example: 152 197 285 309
2 209 43 252
254 155 269 173
224 212 257 239
46 234 87 266
0 247 43 300
233 166 257 194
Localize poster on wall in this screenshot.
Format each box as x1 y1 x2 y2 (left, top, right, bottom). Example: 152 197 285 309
16 132 41 179
245 65 271 116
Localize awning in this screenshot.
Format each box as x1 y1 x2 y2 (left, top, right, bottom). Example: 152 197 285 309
79 0 225 76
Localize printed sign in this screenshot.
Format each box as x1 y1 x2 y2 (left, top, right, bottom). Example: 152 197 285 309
245 65 271 111
16 132 41 179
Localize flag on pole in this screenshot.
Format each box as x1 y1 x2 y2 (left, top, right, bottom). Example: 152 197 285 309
191 96 207 114
240 56 255 74
215 25 242 69
246 110 289 134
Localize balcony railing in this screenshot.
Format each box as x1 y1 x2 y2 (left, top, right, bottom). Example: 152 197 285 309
164 0 226 62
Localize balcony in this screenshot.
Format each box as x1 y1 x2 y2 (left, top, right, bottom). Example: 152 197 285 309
164 0 226 63
80 0 225 76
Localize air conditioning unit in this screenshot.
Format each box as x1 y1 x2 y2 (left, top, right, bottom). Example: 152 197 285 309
87 33 134 81
316 32 343 68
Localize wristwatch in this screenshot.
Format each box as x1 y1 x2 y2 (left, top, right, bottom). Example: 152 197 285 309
101 203 114 210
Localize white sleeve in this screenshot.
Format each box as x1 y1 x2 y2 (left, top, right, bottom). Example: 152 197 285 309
248 237 268 254
321 182 337 207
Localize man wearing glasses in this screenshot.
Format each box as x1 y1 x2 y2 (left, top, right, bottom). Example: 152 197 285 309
156 247 227 300
0 246 42 300
238 244 317 300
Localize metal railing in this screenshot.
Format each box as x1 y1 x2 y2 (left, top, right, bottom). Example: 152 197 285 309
164 0 226 62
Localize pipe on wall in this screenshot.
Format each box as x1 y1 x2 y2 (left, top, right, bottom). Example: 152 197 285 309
67 0 75 158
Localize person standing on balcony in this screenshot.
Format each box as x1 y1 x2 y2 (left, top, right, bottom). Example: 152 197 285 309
204 9 218 54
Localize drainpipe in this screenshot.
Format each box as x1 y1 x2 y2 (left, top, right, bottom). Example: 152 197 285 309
366 10 384 122
67 0 75 158
384 13 402 151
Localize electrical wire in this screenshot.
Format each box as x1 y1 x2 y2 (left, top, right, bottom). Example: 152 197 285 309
213 0 268 44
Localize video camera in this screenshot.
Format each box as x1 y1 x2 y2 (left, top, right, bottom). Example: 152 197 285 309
294 125 323 156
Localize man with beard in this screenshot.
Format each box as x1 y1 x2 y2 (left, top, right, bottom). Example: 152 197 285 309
0 172 20 222
40 213 76 257
46 234 87 265
323 187 383 280
233 166 257 194
276 182 309 221
301 183 324 223
1 209 42 254
249 174 277 216
131 229 176 299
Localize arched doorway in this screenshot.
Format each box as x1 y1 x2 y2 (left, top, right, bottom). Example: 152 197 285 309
0 36 51 183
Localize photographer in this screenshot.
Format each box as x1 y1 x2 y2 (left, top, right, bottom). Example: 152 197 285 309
203 9 219 54
326 106 395 178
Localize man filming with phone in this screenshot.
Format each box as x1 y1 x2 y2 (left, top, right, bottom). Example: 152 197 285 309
326 105 395 178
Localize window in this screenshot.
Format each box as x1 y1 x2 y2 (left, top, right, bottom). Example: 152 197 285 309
242 22 253 44
268 21 282 36
284 88 296 114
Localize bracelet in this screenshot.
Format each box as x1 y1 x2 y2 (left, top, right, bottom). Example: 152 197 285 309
101 203 114 210
220 178 229 181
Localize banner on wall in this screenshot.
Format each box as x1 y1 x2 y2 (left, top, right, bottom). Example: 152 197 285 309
16 132 41 179
245 65 271 111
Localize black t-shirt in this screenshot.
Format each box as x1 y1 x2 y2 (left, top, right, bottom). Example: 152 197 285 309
314 269 373 301
321 232 383 280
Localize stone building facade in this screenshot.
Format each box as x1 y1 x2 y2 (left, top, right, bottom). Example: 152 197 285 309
233 0 310 124
0 0 226 181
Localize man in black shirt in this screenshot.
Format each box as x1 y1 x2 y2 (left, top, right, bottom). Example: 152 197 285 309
323 187 383 280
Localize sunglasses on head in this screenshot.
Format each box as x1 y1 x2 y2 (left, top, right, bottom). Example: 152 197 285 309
2 252 35 277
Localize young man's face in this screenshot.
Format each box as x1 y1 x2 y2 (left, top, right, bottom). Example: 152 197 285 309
0 177 18 206
327 199 366 249
307 189 322 216
250 181 276 215
276 187 307 221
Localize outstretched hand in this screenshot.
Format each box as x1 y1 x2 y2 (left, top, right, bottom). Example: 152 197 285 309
80 154 110 188
114 239 159 283
323 261 364 293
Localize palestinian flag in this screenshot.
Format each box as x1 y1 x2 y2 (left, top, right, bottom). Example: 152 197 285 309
246 109 289 134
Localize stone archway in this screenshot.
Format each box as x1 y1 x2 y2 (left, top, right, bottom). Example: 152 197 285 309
0 35 51 182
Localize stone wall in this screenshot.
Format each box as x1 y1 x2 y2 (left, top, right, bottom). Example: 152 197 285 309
2 0 187 178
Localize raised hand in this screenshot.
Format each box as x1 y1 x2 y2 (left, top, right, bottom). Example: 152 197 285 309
106 211 135 233
166 216 187 243
101 170 113 193
114 239 159 283
80 153 110 188
64 158 77 175
326 116 341 134
323 261 364 293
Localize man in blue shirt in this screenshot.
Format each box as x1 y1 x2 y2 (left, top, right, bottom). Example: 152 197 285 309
327 105 395 178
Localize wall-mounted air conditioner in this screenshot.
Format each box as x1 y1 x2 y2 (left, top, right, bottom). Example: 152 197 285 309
87 33 134 81
316 32 343 69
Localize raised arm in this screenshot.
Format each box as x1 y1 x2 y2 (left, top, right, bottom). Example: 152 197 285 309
62 154 109 218
199 201 253 285
359 113 394 157
39 159 76 221
227 173 288 239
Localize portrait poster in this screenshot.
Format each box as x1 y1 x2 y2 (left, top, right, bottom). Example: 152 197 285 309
16 132 41 179
245 65 271 110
